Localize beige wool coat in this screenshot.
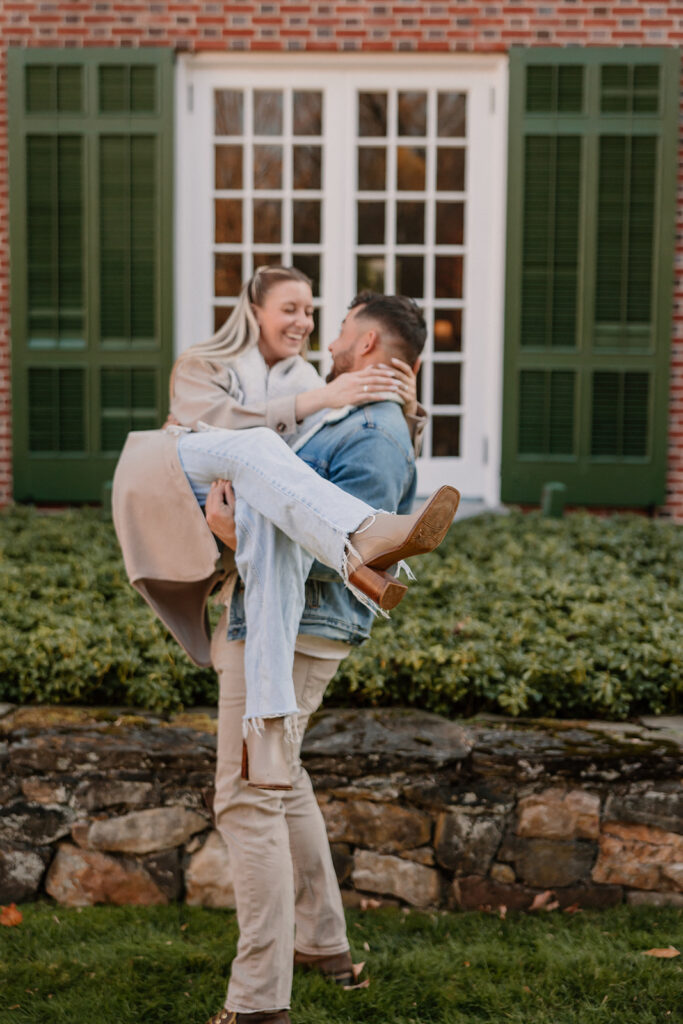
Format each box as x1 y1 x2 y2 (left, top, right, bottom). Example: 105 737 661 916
113 350 322 667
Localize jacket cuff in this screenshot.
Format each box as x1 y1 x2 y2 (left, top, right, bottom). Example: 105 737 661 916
265 394 298 437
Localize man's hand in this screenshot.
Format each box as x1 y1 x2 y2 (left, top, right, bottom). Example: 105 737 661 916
206 479 237 550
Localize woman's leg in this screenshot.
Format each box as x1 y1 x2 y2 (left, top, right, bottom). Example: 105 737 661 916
177 427 372 576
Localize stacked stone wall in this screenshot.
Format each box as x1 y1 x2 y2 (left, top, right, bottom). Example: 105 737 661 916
0 3 683 515
1 704 681 911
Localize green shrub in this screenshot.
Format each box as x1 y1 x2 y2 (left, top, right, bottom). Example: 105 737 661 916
1 505 681 718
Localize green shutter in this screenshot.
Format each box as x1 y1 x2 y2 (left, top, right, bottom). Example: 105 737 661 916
9 48 174 502
502 48 679 507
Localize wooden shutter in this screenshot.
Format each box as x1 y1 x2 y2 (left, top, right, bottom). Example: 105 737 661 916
502 49 679 507
8 49 174 502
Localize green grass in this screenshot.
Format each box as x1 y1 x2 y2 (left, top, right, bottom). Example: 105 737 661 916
0 903 681 1023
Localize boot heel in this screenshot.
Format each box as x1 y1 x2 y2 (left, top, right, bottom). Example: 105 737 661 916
348 564 407 610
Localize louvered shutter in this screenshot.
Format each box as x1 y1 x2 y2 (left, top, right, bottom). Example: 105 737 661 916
8 49 174 501
502 49 678 507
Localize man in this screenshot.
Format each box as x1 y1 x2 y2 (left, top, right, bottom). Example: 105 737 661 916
203 294 447 1024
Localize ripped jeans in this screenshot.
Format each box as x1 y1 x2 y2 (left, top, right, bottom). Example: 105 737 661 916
177 426 375 730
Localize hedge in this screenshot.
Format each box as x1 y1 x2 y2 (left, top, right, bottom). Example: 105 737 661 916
0 505 681 719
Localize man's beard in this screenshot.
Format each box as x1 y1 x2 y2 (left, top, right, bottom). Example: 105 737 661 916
325 350 354 382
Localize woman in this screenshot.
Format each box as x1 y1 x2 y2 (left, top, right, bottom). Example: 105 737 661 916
113 266 459 786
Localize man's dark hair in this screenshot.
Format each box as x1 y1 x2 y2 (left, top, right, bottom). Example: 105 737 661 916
349 292 427 365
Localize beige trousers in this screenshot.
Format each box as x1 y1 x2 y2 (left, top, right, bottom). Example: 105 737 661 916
211 626 350 1014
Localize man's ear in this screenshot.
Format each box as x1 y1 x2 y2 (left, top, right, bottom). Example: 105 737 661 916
360 329 379 355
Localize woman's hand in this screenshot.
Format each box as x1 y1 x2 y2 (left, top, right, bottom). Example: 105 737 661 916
321 365 400 409
388 358 418 418
206 479 237 550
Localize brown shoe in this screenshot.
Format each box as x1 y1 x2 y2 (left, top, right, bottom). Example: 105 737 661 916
293 949 355 985
205 1011 291 1024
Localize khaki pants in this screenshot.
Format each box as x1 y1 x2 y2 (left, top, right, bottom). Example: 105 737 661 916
211 625 349 1013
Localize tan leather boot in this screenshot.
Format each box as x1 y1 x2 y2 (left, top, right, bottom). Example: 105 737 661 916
241 718 292 791
347 485 460 607
205 1011 291 1024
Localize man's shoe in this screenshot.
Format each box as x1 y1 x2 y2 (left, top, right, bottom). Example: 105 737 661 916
293 949 355 985
241 718 292 791
205 1011 291 1024
347 485 460 608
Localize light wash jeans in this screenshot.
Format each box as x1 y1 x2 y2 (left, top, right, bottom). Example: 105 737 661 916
177 426 374 727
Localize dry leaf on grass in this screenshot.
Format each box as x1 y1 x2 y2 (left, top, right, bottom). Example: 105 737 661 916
529 890 559 912
563 903 582 915
342 962 370 991
642 947 680 959
498 904 507 920
0 904 22 927
359 898 381 911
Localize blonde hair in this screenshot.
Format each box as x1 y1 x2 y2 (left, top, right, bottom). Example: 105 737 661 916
176 265 313 364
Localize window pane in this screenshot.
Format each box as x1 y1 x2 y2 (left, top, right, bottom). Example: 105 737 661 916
293 91 323 135
293 145 322 189
357 256 385 293
358 147 386 191
432 415 461 456
435 202 464 245
215 145 243 189
437 148 465 191
433 309 462 352
308 320 320 352
438 92 466 137
433 362 461 405
214 305 234 332
398 91 427 136
215 90 243 135
358 92 387 136
396 202 424 244
254 90 283 135
395 256 424 297
357 201 385 245
397 147 426 191
254 252 283 269
253 145 282 189
215 199 242 243
435 256 463 298
293 253 320 295
215 253 242 296
253 200 281 244
293 200 321 244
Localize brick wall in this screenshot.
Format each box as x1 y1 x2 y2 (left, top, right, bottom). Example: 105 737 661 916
1 1 682 516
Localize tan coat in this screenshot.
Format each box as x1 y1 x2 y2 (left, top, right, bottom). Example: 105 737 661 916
113 352 321 667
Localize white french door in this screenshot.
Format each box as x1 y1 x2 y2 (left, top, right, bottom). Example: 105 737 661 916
176 55 508 504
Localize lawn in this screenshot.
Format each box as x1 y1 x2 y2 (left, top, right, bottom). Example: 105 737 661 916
0 903 681 1023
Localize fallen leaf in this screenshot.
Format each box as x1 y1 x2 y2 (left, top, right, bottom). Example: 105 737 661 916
642 947 680 959
363 941 370 951
523 986 531 994
0 904 23 927
498 904 507 920
360 898 381 911
53 915 60 925
9 1006 20 1011
563 903 582 914
180 923 189 931
530 890 557 912
351 960 366 981
463 961 471 968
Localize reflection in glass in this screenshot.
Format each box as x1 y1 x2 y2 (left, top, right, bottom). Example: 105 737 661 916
293 146 322 189
253 199 281 244
396 201 424 244
433 309 462 352
357 201 385 245
215 199 242 243
254 90 283 135
358 92 388 136
293 91 323 135
395 256 424 298
435 202 464 245
214 305 234 332
215 253 242 296
437 92 466 137
435 256 463 298
432 415 461 456
293 253 320 295
436 147 465 191
397 147 426 190
358 147 386 191
398 92 427 136
357 256 385 293
215 90 243 135
293 200 321 244
433 362 461 405
215 145 243 189
253 145 282 189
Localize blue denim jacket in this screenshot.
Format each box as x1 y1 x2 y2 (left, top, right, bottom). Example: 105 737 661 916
228 400 417 645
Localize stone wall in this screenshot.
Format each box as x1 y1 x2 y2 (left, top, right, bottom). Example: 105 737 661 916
1 704 681 911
